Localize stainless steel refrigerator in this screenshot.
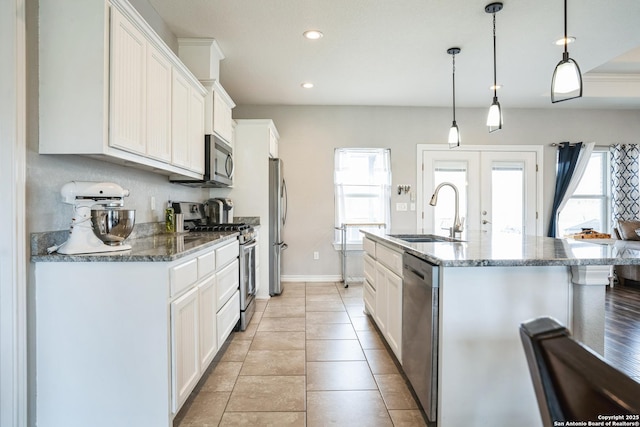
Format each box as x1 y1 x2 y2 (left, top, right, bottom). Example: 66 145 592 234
269 158 287 295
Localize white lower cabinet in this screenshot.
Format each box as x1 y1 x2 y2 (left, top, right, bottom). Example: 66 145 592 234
385 266 403 359
170 240 239 414
217 259 239 309
374 263 389 335
171 271 219 413
171 286 200 413
363 237 403 362
198 275 217 372
217 290 241 346
215 257 240 348
34 237 240 427
363 279 376 315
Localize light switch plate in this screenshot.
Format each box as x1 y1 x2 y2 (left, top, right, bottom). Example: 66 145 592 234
396 202 408 211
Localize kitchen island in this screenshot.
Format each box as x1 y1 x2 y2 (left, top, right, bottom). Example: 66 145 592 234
361 230 636 427
31 229 241 427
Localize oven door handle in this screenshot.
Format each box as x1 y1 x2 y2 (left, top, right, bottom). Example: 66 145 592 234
242 240 258 250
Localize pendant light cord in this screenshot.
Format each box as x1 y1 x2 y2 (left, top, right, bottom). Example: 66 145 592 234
452 53 456 122
492 12 497 98
563 0 568 55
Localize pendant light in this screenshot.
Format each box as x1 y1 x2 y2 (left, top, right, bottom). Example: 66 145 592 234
447 47 461 148
485 2 503 132
551 0 582 103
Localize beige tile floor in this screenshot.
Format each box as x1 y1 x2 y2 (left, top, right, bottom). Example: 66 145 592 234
173 281 427 427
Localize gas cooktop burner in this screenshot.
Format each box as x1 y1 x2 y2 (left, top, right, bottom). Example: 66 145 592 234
191 223 251 232
189 222 256 244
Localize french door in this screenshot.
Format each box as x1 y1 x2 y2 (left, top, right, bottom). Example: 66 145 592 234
418 146 542 236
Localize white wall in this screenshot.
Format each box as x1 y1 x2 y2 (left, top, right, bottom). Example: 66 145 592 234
234 105 640 278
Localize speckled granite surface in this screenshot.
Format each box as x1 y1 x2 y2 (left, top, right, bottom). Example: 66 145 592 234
362 230 640 267
31 222 238 262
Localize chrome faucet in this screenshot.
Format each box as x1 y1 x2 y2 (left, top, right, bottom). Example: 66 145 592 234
429 182 463 238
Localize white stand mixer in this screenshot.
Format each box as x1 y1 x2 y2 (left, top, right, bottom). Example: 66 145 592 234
57 181 132 255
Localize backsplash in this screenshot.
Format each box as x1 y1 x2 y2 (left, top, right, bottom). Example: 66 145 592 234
26 151 210 234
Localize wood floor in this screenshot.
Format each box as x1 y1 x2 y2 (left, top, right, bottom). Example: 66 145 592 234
605 284 640 382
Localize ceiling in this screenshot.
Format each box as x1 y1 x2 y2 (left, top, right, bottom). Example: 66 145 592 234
147 0 640 109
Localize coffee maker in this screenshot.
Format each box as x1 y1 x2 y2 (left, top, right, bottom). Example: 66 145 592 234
205 198 234 224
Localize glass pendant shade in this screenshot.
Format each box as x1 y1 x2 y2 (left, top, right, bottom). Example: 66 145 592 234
486 97 502 132
551 53 582 102
448 121 460 148
551 0 582 103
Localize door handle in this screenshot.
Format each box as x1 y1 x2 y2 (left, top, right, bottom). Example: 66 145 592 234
482 219 492 224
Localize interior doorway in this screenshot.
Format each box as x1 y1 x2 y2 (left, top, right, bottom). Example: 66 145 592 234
417 145 543 236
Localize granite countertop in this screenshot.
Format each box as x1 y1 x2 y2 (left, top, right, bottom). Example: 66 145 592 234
31 232 239 263
362 229 640 267
29 220 251 263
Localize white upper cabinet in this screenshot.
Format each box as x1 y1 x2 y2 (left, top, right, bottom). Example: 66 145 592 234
173 71 205 173
39 0 206 178
200 80 235 147
176 39 236 148
145 44 173 162
212 82 235 145
171 71 192 169
109 7 147 155
188 89 205 174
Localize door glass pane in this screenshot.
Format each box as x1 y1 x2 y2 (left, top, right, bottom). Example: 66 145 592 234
433 162 467 235
492 162 524 234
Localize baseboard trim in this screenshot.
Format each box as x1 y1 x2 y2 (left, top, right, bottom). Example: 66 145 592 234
282 275 365 283
282 275 342 282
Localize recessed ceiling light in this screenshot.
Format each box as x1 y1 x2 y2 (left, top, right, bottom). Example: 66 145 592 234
301 82 314 89
554 36 576 45
303 30 323 40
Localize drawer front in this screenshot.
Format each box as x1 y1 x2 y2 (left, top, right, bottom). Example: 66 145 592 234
363 237 376 258
376 244 403 277
364 279 376 315
216 259 239 310
216 240 239 269
363 254 376 289
197 250 216 279
217 290 240 346
170 258 198 297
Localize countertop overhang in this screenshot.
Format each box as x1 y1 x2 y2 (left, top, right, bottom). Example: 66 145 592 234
361 229 640 268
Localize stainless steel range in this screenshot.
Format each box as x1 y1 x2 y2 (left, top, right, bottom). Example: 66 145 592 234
173 202 257 331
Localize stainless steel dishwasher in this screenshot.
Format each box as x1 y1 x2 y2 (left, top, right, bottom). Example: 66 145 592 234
402 252 439 423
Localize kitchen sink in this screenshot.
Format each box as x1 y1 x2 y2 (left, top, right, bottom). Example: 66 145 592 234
388 234 463 243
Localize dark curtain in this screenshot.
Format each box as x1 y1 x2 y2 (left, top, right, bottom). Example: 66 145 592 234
548 142 583 237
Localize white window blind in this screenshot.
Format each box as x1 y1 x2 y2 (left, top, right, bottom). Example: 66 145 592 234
334 148 391 244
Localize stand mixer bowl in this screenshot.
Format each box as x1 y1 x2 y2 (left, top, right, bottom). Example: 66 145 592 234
91 208 136 245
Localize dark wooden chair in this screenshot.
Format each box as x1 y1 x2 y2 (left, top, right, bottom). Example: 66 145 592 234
520 317 640 427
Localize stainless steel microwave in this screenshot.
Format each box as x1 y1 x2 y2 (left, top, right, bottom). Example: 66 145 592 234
170 134 234 187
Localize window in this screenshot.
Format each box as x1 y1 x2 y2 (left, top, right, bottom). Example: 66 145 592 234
334 148 391 245
558 150 610 236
